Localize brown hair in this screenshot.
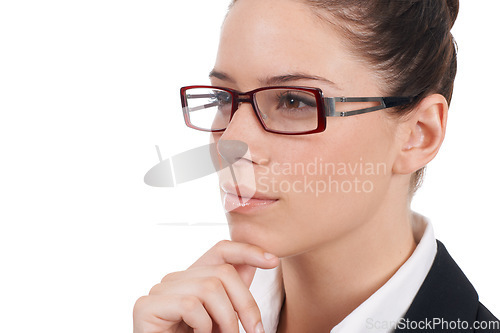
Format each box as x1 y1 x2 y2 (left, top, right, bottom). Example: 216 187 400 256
229 0 459 196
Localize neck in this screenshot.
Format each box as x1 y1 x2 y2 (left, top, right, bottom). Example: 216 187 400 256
276 185 417 333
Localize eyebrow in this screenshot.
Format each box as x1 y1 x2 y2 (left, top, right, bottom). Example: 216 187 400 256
208 69 341 90
209 70 236 83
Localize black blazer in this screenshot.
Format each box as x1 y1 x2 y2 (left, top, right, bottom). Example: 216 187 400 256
395 240 499 333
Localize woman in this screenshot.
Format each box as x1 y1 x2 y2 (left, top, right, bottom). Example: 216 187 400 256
134 0 499 332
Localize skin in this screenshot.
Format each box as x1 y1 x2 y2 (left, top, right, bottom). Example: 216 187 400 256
212 0 447 330
133 0 448 332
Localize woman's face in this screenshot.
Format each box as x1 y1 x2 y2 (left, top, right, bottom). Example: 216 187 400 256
211 0 402 257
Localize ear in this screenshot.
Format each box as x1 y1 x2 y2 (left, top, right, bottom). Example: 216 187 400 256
393 94 448 175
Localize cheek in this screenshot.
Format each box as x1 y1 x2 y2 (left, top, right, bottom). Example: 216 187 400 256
220 116 397 256
255 117 395 252
272 116 393 199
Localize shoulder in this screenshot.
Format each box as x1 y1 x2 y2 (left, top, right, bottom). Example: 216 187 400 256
395 240 500 332
476 302 500 332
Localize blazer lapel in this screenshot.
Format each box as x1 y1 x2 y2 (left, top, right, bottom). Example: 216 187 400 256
394 240 479 332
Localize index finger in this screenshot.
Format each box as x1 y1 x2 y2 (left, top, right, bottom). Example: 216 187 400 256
190 240 279 269
189 240 279 288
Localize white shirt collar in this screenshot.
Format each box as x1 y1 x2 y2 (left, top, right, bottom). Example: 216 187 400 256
239 211 437 333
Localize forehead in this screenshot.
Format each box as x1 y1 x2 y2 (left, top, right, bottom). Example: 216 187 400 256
214 0 377 95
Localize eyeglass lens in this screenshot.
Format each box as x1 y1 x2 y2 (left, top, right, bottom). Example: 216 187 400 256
184 87 319 133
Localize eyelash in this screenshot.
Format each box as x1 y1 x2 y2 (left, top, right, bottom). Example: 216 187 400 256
276 92 316 108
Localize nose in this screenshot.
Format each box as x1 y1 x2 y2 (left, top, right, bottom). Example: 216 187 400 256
216 103 269 165
217 140 249 165
226 101 266 136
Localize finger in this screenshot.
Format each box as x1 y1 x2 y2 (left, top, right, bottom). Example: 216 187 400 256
192 240 279 287
193 277 240 333
157 264 264 333
162 265 258 289
191 240 279 270
133 294 212 333
232 264 258 288
154 277 239 333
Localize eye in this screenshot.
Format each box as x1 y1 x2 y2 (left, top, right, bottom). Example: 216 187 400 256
277 92 316 111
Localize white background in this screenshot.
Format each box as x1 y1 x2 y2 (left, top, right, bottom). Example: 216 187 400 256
0 1 499 331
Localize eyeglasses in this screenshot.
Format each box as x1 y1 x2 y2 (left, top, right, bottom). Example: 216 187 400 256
180 85 416 135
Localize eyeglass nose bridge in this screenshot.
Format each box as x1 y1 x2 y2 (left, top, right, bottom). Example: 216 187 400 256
234 93 252 104
231 93 256 114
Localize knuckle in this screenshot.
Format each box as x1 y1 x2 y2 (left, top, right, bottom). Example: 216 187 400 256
216 263 236 277
240 300 260 315
160 271 179 283
219 312 239 331
180 295 199 312
148 283 163 295
133 296 149 316
200 277 222 294
214 239 231 250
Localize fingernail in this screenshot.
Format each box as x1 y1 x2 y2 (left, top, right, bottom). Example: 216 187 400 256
263 252 277 260
255 321 265 333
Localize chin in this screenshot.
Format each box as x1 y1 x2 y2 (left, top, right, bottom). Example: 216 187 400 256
228 216 271 246
226 217 298 258
227 214 261 241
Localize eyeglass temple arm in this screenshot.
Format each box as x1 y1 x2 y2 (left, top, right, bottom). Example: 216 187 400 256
324 97 414 117
184 93 220 112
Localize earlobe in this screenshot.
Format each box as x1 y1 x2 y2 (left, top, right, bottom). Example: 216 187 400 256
393 94 448 175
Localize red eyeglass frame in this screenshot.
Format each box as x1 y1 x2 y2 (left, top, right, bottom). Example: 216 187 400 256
180 85 416 135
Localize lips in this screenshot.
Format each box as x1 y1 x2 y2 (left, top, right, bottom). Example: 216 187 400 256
221 183 279 213
220 183 278 201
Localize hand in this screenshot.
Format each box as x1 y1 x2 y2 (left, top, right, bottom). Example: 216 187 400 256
133 240 280 333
